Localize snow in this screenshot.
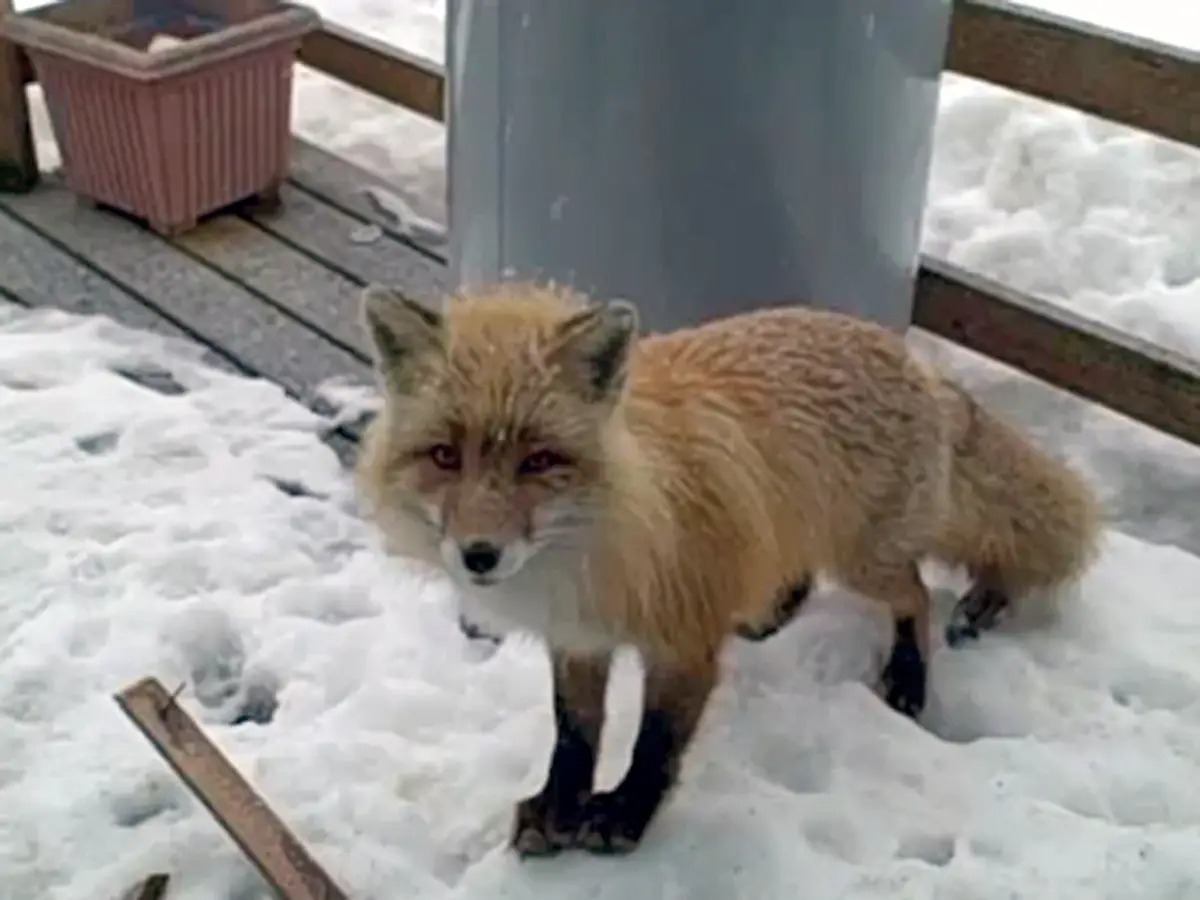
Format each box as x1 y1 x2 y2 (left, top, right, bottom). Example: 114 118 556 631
5 0 1200 897
4 306 1200 898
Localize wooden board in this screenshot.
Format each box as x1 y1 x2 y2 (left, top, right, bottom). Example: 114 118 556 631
0 180 373 406
116 677 349 900
285 139 448 265
914 256 1200 448
948 0 1199 149
0 206 225 355
299 23 444 122
0 0 38 192
245 181 448 298
171 211 373 363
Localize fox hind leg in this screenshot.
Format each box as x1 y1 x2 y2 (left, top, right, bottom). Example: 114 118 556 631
842 558 932 719
735 576 813 641
945 569 1011 647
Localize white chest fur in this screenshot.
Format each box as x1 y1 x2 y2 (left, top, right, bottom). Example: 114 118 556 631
453 545 619 654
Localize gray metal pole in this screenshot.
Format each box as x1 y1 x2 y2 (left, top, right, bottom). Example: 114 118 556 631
446 0 952 332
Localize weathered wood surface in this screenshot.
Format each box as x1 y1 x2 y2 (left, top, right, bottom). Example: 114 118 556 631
0 207 207 345
0 179 372 404
0 0 39 192
247 178 448 296
948 0 1200 150
0 144 440 456
299 22 444 121
914 257 1200 448
116 677 349 900
172 211 374 362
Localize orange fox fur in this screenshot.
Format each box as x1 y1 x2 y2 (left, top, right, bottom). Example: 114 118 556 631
355 280 1103 854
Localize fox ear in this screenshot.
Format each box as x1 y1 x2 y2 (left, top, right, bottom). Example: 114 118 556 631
552 298 639 401
360 284 444 393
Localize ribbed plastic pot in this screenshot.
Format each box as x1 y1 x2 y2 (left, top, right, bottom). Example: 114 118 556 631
0 1 320 235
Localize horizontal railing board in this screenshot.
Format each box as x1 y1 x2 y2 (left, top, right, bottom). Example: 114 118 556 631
946 0 1199 150
297 22 444 121
914 256 1200 448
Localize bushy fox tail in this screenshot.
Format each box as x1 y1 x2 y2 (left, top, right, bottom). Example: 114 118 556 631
933 383 1103 615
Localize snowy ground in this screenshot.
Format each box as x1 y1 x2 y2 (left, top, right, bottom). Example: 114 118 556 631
4 303 1200 899
5 1 1200 898
4 301 1200 900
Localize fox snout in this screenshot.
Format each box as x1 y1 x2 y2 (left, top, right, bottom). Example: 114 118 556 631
440 533 531 585
460 540 502 576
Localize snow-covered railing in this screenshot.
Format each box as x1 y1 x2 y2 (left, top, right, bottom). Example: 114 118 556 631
3 0 1198 446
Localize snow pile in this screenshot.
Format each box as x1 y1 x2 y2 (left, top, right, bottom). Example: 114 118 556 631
925 75 1200 359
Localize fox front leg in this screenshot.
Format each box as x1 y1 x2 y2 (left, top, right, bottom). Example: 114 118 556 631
511 652 610 858
575 651 718 854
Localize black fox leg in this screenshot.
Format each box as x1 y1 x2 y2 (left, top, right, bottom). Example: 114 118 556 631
511 652 610 857
576 651 718 854
946 578 1011 648
735 576 812 641
881 615 927 718
846 559 931 719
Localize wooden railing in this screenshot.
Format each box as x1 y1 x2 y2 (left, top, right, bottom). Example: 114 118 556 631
3 0 1198 446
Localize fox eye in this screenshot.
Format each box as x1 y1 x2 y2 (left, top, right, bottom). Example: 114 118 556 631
428 443 461 471
518 449 571 476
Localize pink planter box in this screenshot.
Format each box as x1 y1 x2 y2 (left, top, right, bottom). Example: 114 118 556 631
1 0 320 235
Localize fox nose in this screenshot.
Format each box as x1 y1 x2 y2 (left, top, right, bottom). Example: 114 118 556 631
461 541 502 576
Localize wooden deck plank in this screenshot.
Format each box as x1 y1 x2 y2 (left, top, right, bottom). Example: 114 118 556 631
245 181 448 297
0 205 217 351
0 179 373 407
284 138 449 264
171 211 373 363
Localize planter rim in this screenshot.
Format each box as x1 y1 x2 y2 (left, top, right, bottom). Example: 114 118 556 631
0 2 320 81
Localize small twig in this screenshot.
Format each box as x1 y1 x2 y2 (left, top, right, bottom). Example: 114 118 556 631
158 681 187 717
120 873 169 900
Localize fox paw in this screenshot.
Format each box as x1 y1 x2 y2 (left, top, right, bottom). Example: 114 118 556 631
880 628 926 719
575 792 647 855
509 794 580 858
945 583 1010 648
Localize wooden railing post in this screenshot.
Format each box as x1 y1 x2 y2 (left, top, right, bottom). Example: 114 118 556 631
0 0 37 193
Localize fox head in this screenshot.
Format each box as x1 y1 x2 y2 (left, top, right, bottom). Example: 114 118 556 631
357 282 639 589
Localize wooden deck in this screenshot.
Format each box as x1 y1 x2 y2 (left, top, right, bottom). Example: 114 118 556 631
0 139 449 461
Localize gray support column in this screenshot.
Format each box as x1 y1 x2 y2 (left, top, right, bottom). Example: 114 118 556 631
446 0 952 332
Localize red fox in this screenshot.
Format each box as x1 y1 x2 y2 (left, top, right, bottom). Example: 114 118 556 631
355 281 1102 857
